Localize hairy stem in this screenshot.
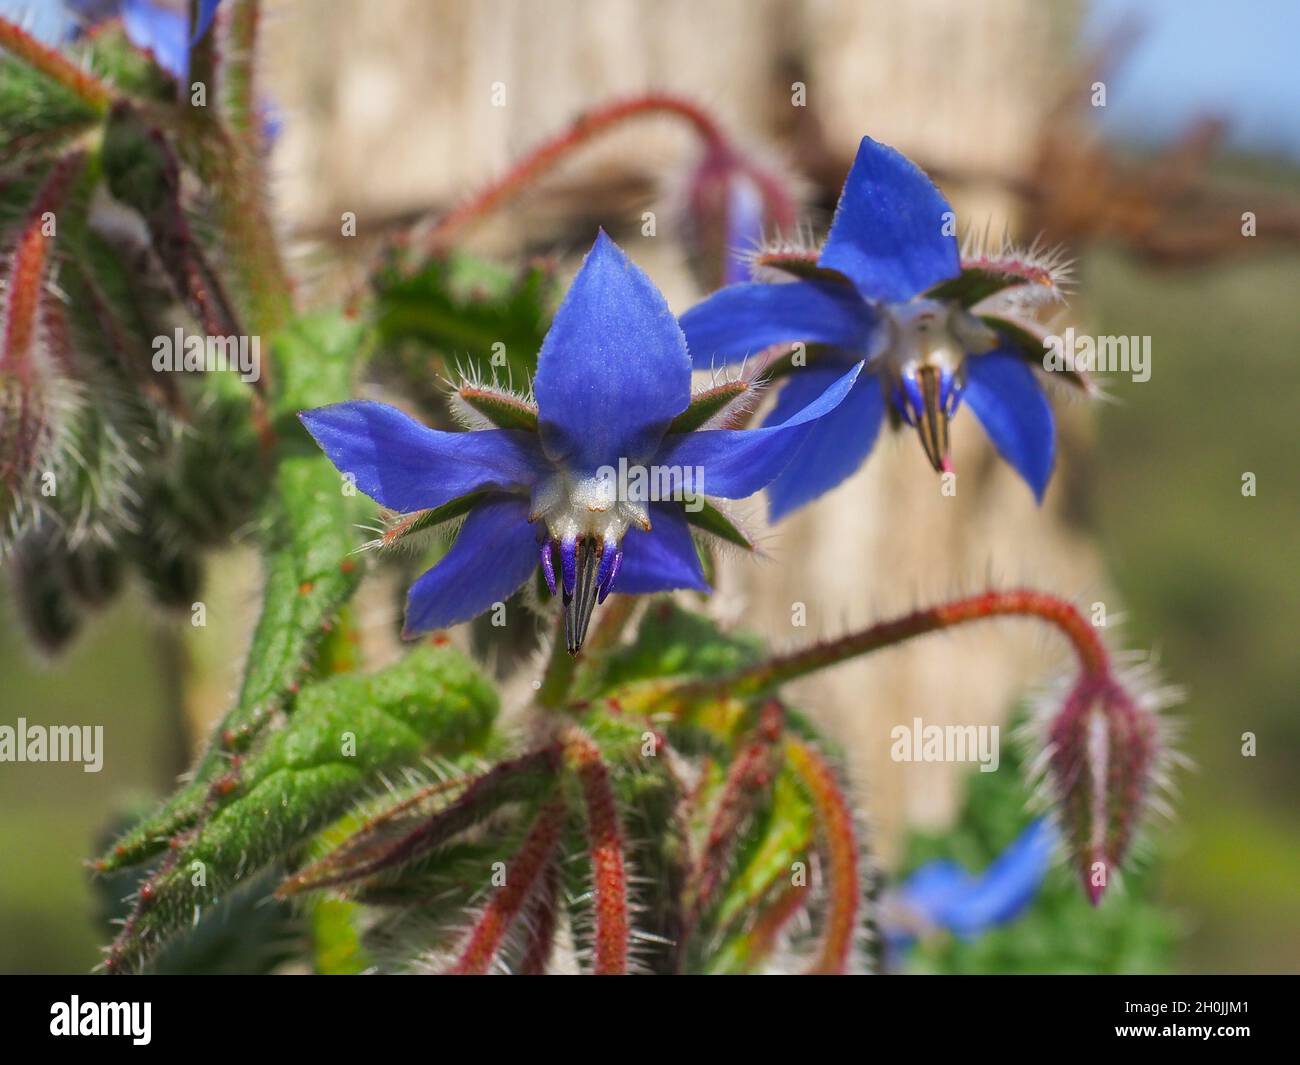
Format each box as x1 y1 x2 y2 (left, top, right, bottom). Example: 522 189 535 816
0 17 113 113
786 739 859 975
221 0 263 143
683 701 783 934
563 728 628 975
413 92 732 253
449 797 567 975
517 860 561 975
698 589 1110 704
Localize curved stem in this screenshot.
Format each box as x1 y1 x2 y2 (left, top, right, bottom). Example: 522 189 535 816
706 589 1110 703
412 92 730 254
786 739 859 975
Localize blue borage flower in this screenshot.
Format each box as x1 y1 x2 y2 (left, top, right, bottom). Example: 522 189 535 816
885 818 1056 954
681 136 1079 519
301 232 861 654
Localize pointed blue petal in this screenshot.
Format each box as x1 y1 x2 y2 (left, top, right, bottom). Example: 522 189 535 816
818 137 961 303
533 231 690 472
299 401 546 513
679 280 875 369
765 369 886 521
722 172 766 285
654 363 863 499
962 351 1056 501
122 0 190 79
402 496 538 636
191 0 222 44
612 503 708 595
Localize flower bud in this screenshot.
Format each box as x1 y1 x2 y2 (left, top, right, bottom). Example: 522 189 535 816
1039 670 1172 904
681 142 797 291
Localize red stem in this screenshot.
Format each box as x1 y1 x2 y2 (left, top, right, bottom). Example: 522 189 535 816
517 860 562 975
0 17 113 113
2 153 86 374
707 589 1111 702
786 739 859 975
414 92 731 254
449 798 567 975
684 701 783 931
739 882 807 971
563 729 628 975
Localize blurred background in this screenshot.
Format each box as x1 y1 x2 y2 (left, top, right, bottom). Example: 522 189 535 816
1 0 1297 973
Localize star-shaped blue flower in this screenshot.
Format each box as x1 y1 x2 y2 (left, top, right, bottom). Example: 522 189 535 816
681 136 1062 520
301 232 860 654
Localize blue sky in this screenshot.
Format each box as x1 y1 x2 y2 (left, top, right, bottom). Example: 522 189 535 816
1086 0 1300 159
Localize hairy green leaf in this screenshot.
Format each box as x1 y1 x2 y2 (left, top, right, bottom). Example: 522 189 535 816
99 314 371 870
103 643 500 972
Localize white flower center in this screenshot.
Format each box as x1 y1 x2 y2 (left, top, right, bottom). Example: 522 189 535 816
529 470 651 545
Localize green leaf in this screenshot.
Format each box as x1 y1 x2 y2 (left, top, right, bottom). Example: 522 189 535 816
99 314 371 871
685 499 756 551
589 602 766 693
279 747 556 898
102 643 500 973
705 766 816 974
309 898 370 975
0 57 99 159
374 250 555 389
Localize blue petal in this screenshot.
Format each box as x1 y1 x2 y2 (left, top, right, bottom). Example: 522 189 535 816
533 231 690 472
612 503 708 595
402 496 538 636
654 363 863 499
191 0 221 44
962 350 1056 501
941 819 1056 935
818 137 961 303
123 0 190 80
898 861 971 922
299 401 546 513
722 172 766 285
896 819 1055 939
679 280 875 369
2 0 74 43
764 369 886 521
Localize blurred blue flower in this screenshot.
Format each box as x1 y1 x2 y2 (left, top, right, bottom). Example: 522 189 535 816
0 0 222 80
885 818 1057 957
301 232 861 654
680 136 1058 519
